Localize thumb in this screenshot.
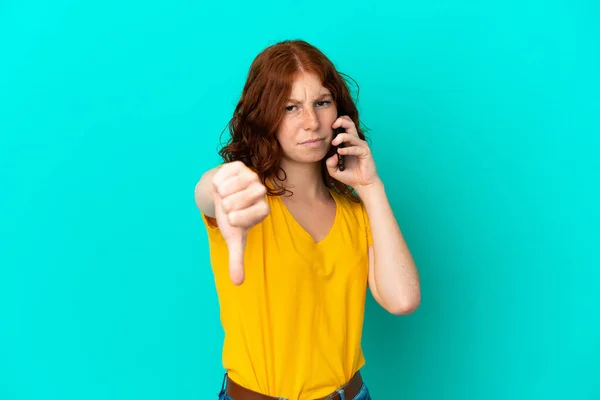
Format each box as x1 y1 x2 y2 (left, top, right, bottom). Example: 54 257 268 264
325 153 340 177
226 231 247 285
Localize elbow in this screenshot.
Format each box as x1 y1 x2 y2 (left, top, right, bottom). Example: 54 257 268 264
386 292 421 316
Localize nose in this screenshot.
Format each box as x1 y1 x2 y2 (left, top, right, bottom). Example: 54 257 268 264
302 108 319 131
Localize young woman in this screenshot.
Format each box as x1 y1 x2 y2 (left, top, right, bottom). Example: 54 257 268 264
195 39 421 400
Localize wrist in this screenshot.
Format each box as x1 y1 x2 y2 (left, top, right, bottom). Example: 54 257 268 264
355 178 385 200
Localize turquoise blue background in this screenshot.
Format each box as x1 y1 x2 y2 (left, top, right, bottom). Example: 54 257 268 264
1 0 599 399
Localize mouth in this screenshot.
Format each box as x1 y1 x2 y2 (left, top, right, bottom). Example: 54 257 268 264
299 138 324 145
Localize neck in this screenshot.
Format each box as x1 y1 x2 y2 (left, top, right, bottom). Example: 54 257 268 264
272 160 329 200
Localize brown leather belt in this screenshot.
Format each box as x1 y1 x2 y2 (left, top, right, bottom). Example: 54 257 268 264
225 371 363 400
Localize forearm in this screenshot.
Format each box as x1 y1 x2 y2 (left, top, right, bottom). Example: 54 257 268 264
194 165 222 218
357 179 421 314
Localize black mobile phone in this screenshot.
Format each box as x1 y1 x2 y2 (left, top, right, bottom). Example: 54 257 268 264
327 127 345 171
336 127 345 171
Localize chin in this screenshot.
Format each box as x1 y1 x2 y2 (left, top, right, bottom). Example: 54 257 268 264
301 157 325 165
283 145 329 165
288 154 326 165
308 151 329 162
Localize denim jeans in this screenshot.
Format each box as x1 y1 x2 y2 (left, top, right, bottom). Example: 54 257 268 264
217 373 372 400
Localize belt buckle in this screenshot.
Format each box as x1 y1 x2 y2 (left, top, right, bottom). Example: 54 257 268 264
324 391 342 400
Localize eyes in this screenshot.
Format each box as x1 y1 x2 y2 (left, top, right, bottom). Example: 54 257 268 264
285 100 332 113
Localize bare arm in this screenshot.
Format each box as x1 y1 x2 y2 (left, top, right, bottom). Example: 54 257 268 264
358 179 421 315
194 165 222 219
324 115 420 315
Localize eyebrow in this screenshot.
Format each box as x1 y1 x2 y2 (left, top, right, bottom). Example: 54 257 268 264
287 93 333 103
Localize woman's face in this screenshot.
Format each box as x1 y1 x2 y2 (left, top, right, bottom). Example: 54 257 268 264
276 72 338 166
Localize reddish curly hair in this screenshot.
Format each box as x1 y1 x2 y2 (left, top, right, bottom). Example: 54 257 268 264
218 39 368 202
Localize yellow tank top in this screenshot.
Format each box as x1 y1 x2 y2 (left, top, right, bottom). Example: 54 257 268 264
201 189 372 400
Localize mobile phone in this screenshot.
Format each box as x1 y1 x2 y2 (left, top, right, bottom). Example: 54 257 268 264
335 127 345 171
327 127 345 171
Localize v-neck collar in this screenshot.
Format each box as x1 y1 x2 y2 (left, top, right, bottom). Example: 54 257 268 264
276 190 339 245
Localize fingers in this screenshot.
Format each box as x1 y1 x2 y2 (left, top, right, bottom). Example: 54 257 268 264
212 161 255 197
332 116 358 135
332 133 365 147
212 161 242 187
337 145 370 158
226 232 247 285
221 183 267 214
325 153 341 176
226 200 270 228
212 162 269 229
